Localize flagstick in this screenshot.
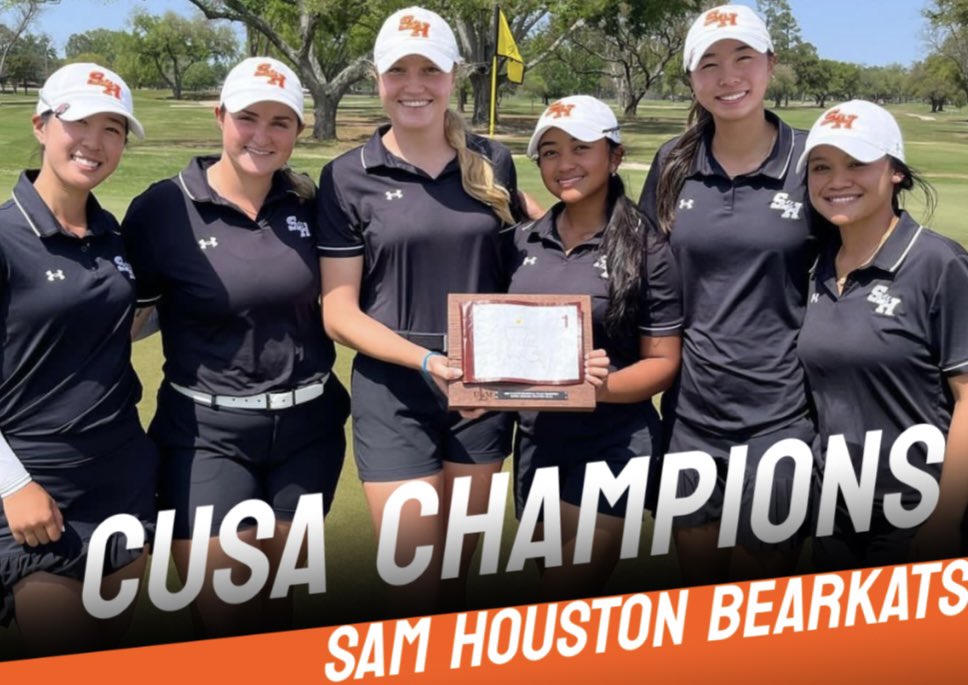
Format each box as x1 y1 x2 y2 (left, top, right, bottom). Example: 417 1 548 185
488 4 499 137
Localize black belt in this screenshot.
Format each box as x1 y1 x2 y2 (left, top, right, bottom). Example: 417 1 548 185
397 331 447 352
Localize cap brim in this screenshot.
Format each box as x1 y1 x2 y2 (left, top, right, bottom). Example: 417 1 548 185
222 92 305 124
56 98 145 139
375 44 456 74
686 33 771 72
796 136 888 174
527 121 615 158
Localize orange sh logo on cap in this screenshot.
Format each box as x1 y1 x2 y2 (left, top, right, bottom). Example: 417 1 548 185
399 15 430 37
254 63 286 88
820 109 858 129
546 102 575 119
704 10 738 28
88 71 121 100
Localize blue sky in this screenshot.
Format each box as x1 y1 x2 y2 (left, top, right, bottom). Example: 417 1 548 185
37 0 932 68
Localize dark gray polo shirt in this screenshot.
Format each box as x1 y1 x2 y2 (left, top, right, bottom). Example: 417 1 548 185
122 156 334 396
798 211 968 501
0 172 141 456
638 112 819 437
508 203 682 439
316 126 521 337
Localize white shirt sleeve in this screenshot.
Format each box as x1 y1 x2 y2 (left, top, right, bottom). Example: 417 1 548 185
0 429 30 498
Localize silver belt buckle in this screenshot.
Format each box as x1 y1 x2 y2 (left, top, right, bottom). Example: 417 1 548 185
267 390 295 410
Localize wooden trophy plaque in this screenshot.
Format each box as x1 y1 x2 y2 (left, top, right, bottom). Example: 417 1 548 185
447 293 596 411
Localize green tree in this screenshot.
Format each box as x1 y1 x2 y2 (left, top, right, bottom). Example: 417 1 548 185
5 30 55 93
130 10 237 100
756 0 801 57
832 62 862 101
925 0 968 100
909 54 966 111
0 0 59 90
766 62 796 108
858 64 908 104
568 0 703 116
187 0 380 140
65 28 129 68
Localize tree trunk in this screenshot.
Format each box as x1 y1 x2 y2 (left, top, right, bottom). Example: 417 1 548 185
622 91 642 117
469 71 491 127
310 87 339 140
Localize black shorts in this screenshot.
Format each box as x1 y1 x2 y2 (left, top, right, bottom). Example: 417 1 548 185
514 411 660 519
0 417 158 627
663 414 817 552
351 355 511 482
150 374 349 539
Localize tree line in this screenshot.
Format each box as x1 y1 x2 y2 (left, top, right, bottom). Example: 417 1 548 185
5 0 968 138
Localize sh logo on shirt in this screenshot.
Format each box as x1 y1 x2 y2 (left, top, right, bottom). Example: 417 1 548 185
769 192 802 220
113 256 135 279
286 216 310 238
867 284 901 316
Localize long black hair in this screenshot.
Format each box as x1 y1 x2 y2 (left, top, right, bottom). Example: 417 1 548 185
655 102 713 234
601 164 653 336
891 157 937 221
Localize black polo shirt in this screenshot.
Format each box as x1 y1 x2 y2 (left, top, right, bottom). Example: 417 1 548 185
0 172 141 455
122 156 334 396
798 211 968 502
507 203 682 439
316 126 520 336
638 111 818 437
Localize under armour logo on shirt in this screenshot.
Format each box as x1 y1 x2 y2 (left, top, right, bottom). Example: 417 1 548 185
867 284 901 316
810 293 819 304
769 192 803 220
198 237 218 250
286 216 311 238
678 199 694 210
385 189 403 201
522 256 537 266
113 256 135 279
46 269 65 281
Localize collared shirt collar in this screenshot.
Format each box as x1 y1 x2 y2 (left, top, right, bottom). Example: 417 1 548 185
690 110 795 181
869 210 923 273
176 155 294 207
10 170 113 239
360 124 489 178
527 202 605 250
816 211 924 289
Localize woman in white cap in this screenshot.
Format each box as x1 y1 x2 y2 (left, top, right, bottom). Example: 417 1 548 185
317 6 526 613
0 63 154 654
796 100 968 569
508 95 682 598
122 56 349 637
638 4 819 584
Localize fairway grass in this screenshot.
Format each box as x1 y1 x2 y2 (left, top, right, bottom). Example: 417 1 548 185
0 89 964 653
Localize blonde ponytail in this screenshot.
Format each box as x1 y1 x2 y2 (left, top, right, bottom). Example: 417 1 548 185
283 167 316 201
443 110 514 225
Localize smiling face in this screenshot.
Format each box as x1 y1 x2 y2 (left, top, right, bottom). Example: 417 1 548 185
689 38 773 123
378 54 455 132
536 127 621 208
807 145 902 229
33 111 126 193
216 100 302 178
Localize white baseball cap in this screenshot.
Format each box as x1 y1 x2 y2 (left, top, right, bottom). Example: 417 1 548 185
796 100 905 173
683 4 773 73
36 62 144 139
374 6 461 74
526 95 621 159
220 57 305 123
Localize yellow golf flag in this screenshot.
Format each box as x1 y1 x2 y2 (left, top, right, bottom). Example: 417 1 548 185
496 8 524 83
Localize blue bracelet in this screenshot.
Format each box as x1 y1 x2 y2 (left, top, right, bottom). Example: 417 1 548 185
420 350 444 373
421 350 443 374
